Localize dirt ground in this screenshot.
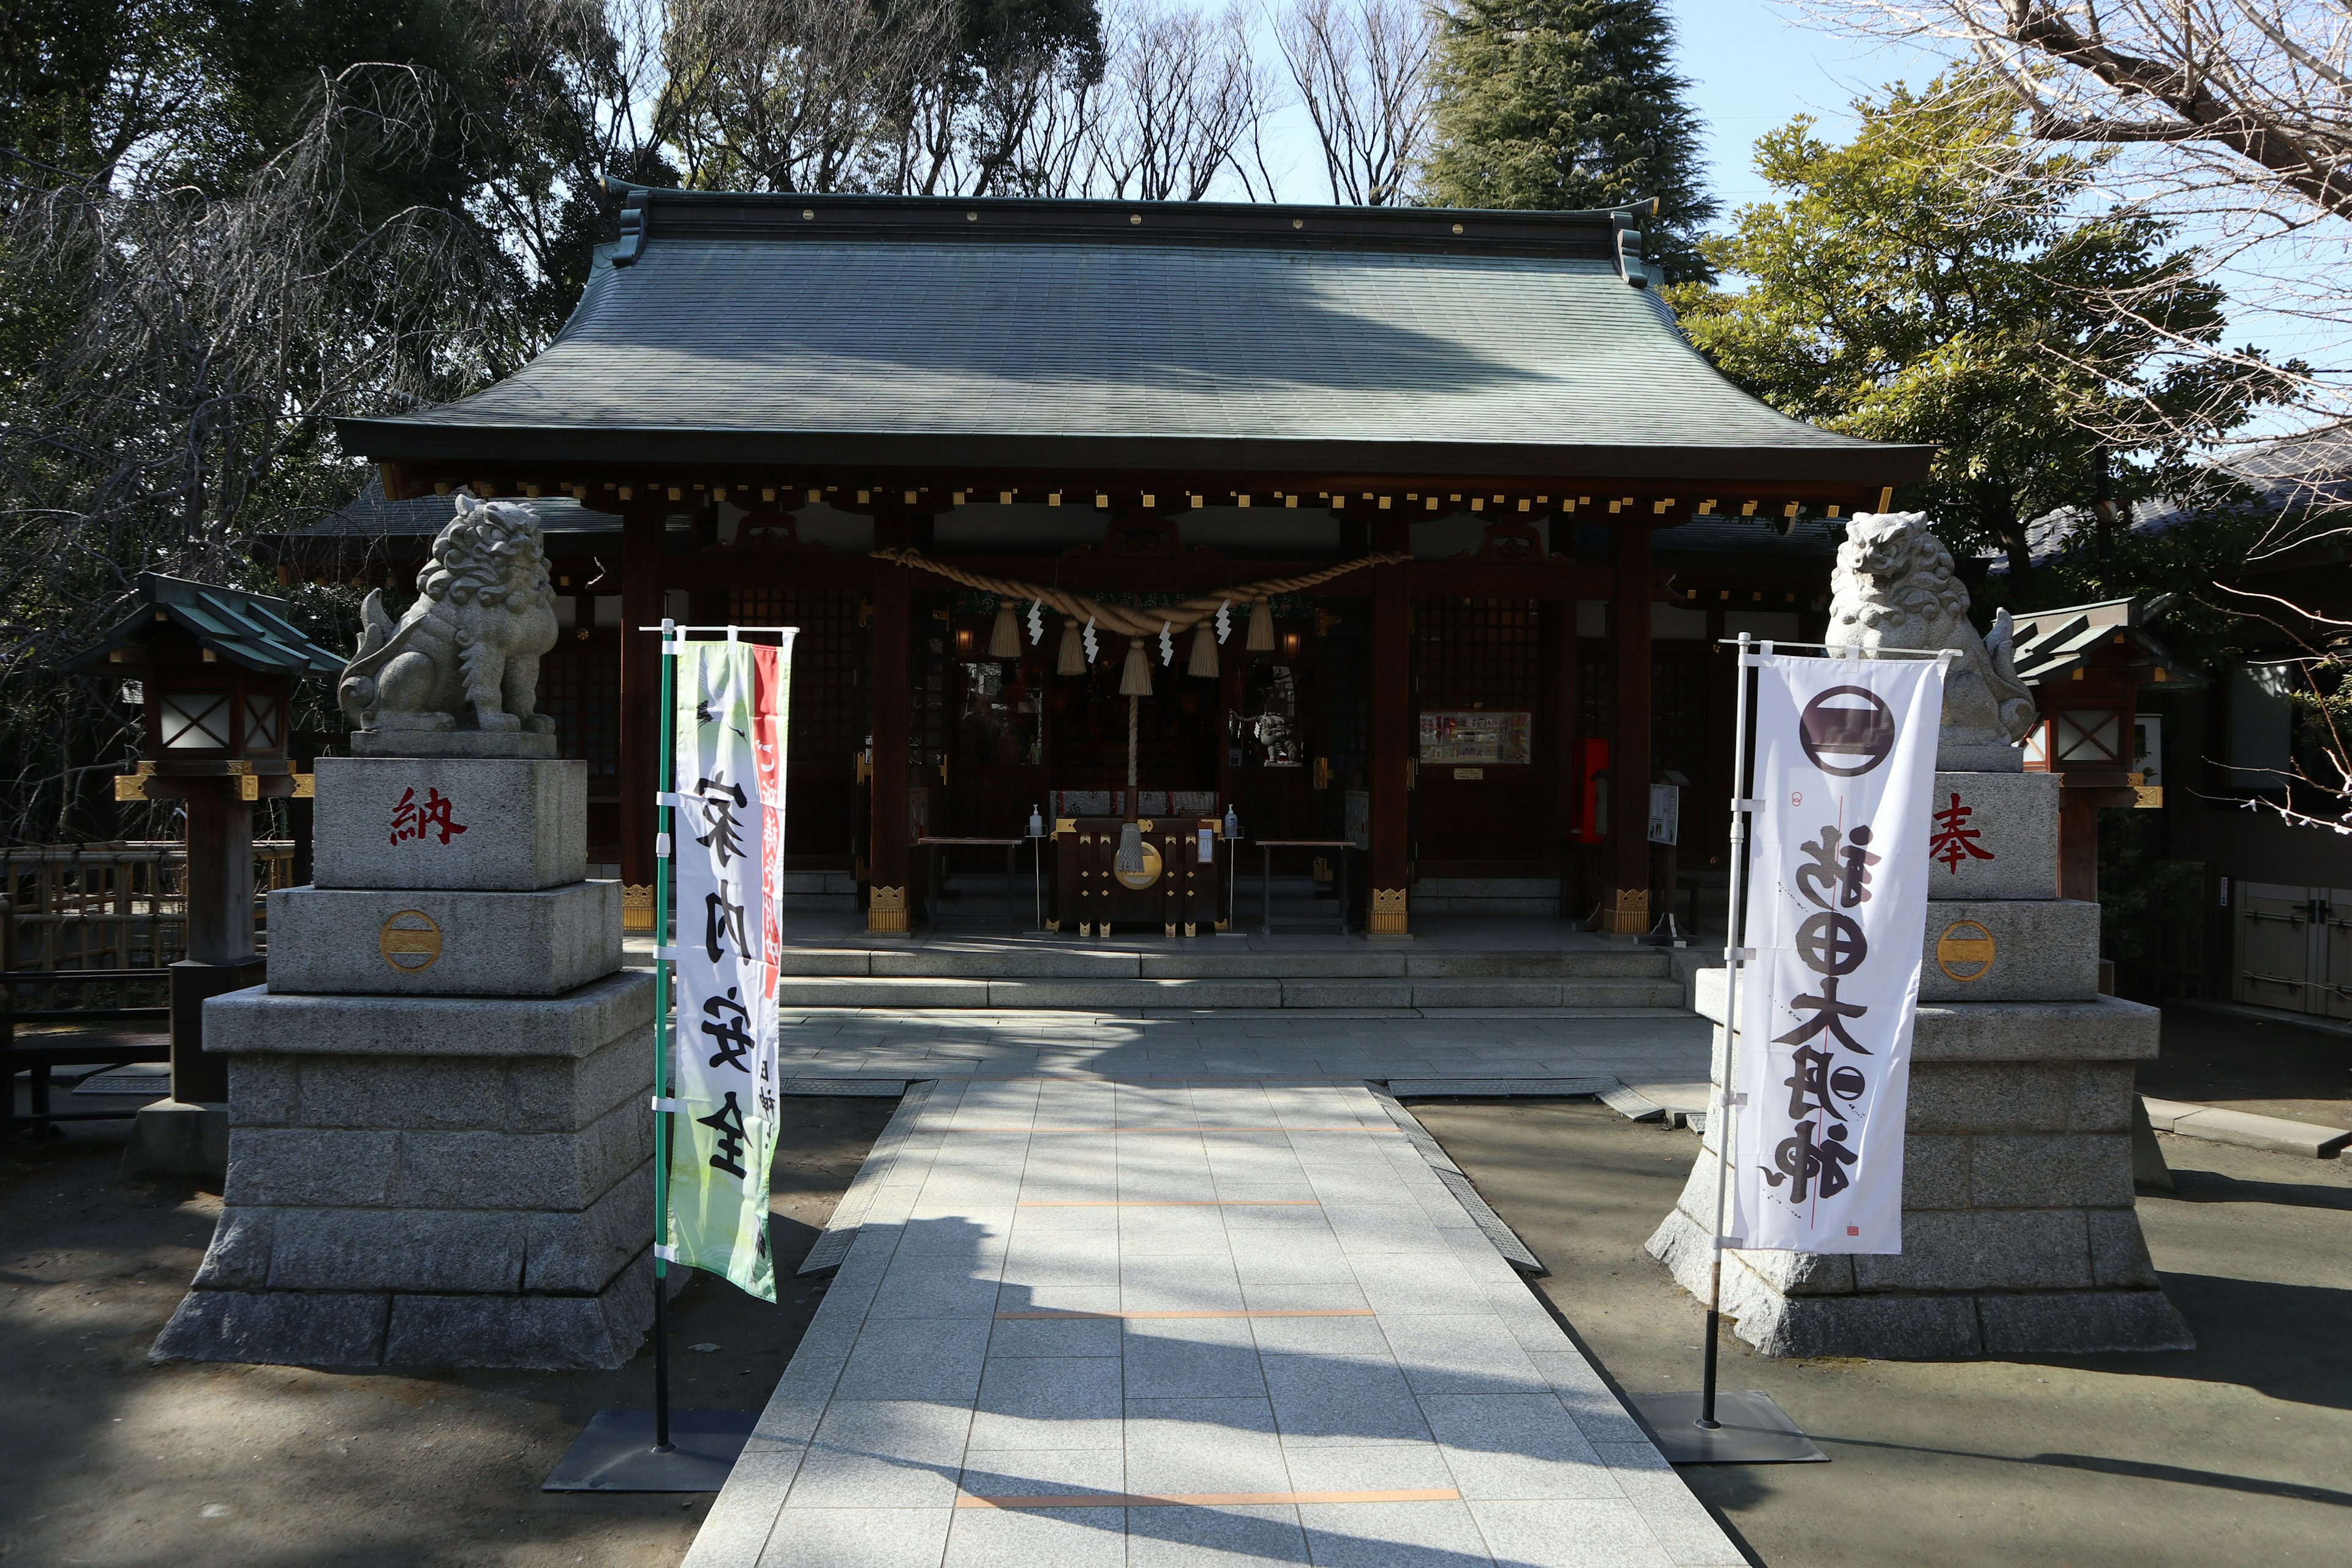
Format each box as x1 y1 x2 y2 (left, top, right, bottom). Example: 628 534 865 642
0 1095 894 1568
1411 1098 2352 1568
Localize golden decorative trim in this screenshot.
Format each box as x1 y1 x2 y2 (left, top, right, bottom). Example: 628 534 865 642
1183 923 1197 938
113 774 149 802
1055 817 1077 835
379 910 442 973
1936 920 1995 982
291 772 316 799
1164 922 1177 938
622 884 655 932
868 886 910 934
1368 888 1408 935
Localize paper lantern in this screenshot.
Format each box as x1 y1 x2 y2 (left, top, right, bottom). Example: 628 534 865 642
1246 598 1276 652
1120 637 1154 697
1187 622 1219 679
987 603 1020 659
1057 619 1086 676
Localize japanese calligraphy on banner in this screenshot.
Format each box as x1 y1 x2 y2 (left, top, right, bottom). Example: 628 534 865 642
1732 654 1943 1254
668 633 794 1301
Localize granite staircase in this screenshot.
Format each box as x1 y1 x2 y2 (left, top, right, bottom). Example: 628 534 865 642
772 941 1686 1012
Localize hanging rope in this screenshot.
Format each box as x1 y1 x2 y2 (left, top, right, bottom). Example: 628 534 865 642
871 548 1406 638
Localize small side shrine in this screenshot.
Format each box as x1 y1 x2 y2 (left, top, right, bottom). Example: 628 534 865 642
62 574 344 1168
2008 597 2201 901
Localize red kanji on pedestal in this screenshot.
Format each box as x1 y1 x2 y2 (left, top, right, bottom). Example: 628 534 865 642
1928 791 1993 873
389 785 469 846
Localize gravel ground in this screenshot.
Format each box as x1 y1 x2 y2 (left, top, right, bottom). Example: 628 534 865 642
1409 1097 2352 1568
0 1095 894 1568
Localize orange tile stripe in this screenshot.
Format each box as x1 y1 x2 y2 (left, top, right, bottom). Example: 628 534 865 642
959 1488 1460 1510
994 1308 1374 1320
1016 1200 1321 1207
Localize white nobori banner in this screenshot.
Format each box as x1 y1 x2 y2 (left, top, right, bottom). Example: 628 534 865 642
1732 653 1944 1254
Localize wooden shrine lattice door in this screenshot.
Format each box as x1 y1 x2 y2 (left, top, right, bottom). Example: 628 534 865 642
731 589 862 865
1411 598 1545 875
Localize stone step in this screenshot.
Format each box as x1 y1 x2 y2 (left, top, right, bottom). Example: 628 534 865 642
774 948 1674 980
771 974 1689 1011
1409 896 1559 915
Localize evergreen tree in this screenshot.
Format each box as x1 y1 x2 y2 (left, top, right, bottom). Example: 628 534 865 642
1421 0 1716 282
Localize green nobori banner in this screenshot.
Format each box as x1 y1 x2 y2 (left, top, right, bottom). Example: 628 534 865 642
665 634 794 1302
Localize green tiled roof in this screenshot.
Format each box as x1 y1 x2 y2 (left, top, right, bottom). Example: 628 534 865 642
337 190 1930 486
62 574 347 676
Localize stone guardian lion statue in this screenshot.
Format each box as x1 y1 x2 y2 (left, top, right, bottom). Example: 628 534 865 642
338 492 560 736
1825 511 2037 771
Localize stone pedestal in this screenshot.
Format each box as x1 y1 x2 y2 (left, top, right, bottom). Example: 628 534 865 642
1647 769 2193 1356
156 751 657 1371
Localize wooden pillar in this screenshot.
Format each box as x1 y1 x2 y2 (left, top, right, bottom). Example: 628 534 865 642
617 508 663 930
1368 537 1411 934
1542 589 1580 882
867 514 913 933
1607 523 1653 934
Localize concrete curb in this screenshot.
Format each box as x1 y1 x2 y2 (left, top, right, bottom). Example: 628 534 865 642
2143 1096 2350 1159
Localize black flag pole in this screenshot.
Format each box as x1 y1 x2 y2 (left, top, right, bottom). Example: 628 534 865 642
1629 634 1825 1466
545 621 756 1493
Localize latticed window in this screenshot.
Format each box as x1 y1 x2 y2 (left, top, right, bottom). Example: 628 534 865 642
1651 659 1711 780
1414 598 1540 710
731 589 864 762
541 637 619 782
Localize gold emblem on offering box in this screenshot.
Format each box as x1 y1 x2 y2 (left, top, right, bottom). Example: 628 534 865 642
379 909 443 972
1114 839 1164 889
1936 919 1996 981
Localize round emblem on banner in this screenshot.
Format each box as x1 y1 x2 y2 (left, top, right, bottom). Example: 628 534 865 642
1799 684 1898 777
1115 840 1164 890
1936 919 1996 982
379 910 443 973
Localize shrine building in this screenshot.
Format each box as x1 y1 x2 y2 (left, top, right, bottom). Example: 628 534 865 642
322 186 1929 937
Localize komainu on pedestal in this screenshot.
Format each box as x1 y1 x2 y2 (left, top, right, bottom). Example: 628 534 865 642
154 497 656 1370
1646 512 2192 1357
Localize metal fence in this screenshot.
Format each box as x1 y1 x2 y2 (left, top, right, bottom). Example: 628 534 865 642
0 841 294 971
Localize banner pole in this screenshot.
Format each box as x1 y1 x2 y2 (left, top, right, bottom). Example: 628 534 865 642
651 617 679 1454
1700 633 1761 1430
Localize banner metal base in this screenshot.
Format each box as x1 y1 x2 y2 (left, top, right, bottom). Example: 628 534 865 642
1626 1390 1827 1465
541 1408 758 1492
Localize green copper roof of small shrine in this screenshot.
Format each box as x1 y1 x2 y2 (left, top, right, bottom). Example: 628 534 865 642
61 574 347 676
337 189 1931 486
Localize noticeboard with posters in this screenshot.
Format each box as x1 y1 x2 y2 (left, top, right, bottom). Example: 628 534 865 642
1417 709 1532 766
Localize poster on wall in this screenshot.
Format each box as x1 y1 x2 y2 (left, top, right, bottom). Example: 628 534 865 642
1731 655 1942 1255
1418 709 1532 765
666 632 794 1301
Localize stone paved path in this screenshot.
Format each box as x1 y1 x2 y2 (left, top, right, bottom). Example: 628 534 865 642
684 1056 1743 1567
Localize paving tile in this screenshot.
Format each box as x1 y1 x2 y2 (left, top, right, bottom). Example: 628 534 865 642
1002 1281 1123 1316
1123 1254 1246 1313
1126 1504 1311 1567
944 1504 1128 1568
785 1400 971 1509
1378 1315 1548 1395
1592 1444 1743 1567
1125 1407 1294 1494
866 1257 1008 1319
958 1446 1126 1499
1123 1317 1267 1399
1295 1501 1493 1568
757 1506 956 1567
1464 1500 1675 1568
832 1316 992 1403
989 1314 1123 1357
1416 1395 1617 1503
1277 1444 1458 1494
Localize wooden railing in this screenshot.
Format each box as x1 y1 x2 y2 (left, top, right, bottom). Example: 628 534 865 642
0 841 295 971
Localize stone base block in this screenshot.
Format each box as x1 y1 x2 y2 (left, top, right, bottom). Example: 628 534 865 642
120 1099 227 1182
312 756 587 891
1918 899 2102 1002
265 881 621 997
1926 770 2057 900
350 729 559 760
1695 989 2160 1065
1645 1207 2192 1357
152 1249 655 1370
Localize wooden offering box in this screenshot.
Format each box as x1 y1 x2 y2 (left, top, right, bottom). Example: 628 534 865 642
1054 816 1227 937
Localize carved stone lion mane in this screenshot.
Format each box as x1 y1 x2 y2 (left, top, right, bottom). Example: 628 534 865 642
1826 511 2036 767
337 492 560 734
